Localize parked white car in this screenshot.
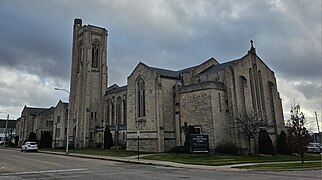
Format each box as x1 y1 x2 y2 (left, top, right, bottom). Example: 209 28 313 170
306 143 321 154
21 141 38 152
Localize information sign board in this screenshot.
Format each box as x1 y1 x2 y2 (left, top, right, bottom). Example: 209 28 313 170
189 134 209 153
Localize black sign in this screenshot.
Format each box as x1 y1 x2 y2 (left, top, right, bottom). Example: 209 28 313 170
189 134 209 153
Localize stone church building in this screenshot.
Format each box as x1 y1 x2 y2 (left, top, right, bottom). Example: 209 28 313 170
69 19 285 152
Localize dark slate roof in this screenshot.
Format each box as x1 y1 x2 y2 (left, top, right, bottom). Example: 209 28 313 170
57 100 69 106
201 58 243 75
107 85 127 94
149 67 179 78
130 54 249 79
26 107 48 116
107 84 119 91
180 57 217 72
0 120 16 128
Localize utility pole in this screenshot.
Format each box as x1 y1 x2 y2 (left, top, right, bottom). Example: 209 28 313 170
314 111 321 143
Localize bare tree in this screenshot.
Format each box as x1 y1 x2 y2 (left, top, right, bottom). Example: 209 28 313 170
235 110 263 154
287 104 310 164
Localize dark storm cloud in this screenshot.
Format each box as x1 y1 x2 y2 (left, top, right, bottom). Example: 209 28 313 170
2 0 318 82
0 1 71 80
0 0 320 120
294 82 322 100
104 0 321 81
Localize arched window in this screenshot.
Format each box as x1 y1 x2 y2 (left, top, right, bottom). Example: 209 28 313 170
111 100 115 125
78 43 83 73
240 76 247 111
137 78 146 118
269 81 276 124
92 41 99 68
258 70 267 123
123 99 127 125
249 68 256 109
106 101 110 125
218 93 222 112
116 97 122 125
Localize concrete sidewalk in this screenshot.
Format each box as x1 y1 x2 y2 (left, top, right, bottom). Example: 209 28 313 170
38 150 247 172
36 150 321 172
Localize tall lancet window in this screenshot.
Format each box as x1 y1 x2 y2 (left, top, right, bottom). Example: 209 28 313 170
137 78 146 118
249 68 256 109
92 41 99 68
240 76 247 111
106 101 110 125
123 99 127 125
78 43 83 73
116 97 122 125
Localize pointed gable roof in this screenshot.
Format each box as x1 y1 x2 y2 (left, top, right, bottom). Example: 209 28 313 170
22 106 48 116
178 57 220 77
107 84 120 92
200 58 243 75
55 100 68 108
129 61 179 79
128 62 149 79
107 85 127 94
180 57 219 73
127 45 274 82
149 66 179 78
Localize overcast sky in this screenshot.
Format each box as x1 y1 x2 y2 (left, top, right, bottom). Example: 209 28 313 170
0 0 321 132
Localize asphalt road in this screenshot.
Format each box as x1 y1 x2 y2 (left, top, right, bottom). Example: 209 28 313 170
0 149 321 180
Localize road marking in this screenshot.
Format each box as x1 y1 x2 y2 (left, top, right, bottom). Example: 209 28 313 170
0 168 88 176
249 171 322 180
28 174 88 180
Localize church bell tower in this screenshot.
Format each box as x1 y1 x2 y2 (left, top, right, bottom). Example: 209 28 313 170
69 18 108 148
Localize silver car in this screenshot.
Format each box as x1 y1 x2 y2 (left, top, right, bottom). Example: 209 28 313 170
306 143 321 153
21 141 38 152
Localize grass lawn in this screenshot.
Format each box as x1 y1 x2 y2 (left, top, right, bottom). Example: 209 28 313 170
42 147 321 168
42 148 143 157
236 161 322 170
142 153 322 166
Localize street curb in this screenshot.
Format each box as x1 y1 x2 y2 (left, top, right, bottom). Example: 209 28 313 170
3 148 178 169
38 150 183 168
37 151 322 172
2 148 246 172
37 150 246 172
5 148 320 172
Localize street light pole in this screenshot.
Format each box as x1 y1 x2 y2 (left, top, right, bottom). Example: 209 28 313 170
314 111 321 143
54 88 70 154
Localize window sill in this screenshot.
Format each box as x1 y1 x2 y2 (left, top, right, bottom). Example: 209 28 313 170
136 117 146 123
91 68 99 72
